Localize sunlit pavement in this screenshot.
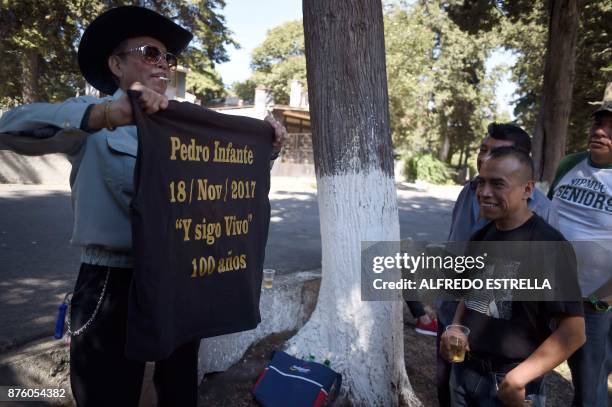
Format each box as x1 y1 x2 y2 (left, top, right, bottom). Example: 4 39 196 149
0 179 461 351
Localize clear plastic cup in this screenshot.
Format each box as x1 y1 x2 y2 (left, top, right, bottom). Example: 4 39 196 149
445 324 470 363
263 269 276 289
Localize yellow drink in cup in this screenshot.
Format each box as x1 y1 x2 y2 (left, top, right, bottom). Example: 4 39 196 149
263 269 275 289
449 337 467 362
445 324 470 363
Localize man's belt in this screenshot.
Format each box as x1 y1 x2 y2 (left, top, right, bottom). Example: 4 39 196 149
464 353 520 375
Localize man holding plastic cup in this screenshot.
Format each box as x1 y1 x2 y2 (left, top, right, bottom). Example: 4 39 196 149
440 147 585 406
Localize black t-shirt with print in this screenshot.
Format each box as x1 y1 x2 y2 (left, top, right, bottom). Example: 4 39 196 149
126 92 274 361
463 214 583 363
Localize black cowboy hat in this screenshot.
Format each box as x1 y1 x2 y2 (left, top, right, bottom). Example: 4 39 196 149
78 6 193 95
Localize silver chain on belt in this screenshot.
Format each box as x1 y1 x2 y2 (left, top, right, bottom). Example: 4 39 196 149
66 268 111 336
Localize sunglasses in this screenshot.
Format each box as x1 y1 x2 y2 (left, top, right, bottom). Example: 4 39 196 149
115 45 178 70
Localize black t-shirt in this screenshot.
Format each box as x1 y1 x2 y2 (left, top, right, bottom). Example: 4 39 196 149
463 214 583 363
126 92 274 360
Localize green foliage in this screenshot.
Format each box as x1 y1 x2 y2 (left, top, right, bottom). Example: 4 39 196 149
566 0 612 152
251 20 304 69
157 0 237 102
249 20 306 104
185 66 225 104
246 0 610 168
500 1 547 136
455 0 612 154
244 2 503 166
384 1 500 164
0 0 99 103
384 4 436 151
445 0 503 34
0 0 235 106
229 79 257 104
403 153 455 184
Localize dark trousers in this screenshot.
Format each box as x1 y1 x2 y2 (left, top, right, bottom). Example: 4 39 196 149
69 263 199 407
406 300 426 319
450 362 545 406
567 306 611 407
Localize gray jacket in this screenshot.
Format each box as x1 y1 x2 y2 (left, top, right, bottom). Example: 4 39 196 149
0 89 136 267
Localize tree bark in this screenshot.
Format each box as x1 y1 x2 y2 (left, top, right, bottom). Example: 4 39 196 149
287 1 419 405
21 49 41 104
438 112 450 162
532 0 580 183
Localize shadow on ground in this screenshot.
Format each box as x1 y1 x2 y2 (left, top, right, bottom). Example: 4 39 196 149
0 185 457 352
0 191 79 351
265 190 320 274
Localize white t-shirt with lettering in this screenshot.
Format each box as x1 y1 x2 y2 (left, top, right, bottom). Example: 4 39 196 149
551 154 612 297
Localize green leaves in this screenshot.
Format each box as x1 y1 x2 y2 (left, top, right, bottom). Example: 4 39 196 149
0 0 90 103
251 21 304 71
229 79 256 104
248 20 306 105
493 0 610 153
385 1 498 163
0 0 235 106
403 152 456 184
566 0 612 152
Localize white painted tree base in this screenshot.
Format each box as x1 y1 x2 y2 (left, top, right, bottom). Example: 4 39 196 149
198 271 320 380
285 170 421 406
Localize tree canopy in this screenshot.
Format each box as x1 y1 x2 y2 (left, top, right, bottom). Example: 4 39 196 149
11 0 604 168
447 0 611 154
385 0 500 167
233 0 609 175
247 20 306 105
0 0 236 106
548 0 610 152
241 2 501 168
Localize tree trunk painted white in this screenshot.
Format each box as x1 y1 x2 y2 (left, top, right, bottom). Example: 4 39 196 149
288 1 420 405
286 170 418 405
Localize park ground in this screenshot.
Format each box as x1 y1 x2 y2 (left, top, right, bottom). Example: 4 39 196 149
0 177 610 405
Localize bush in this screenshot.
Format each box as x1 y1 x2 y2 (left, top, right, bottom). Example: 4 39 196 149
403 153 455 184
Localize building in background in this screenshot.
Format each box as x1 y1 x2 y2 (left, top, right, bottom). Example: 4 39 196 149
0 76 311 183
213 80 314 176
165 66 197 104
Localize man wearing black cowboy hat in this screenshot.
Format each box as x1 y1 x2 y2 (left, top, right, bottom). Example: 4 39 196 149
0 6 286 406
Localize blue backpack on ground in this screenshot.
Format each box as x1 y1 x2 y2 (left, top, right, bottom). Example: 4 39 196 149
253 351 342 407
